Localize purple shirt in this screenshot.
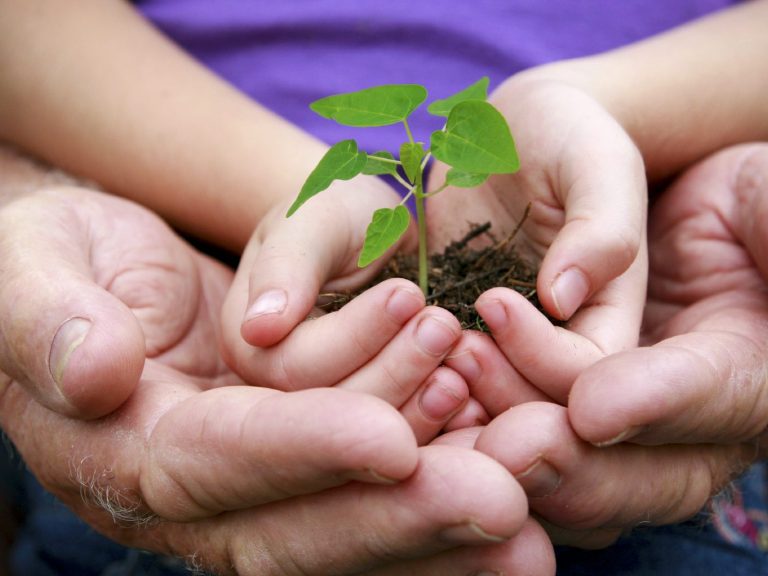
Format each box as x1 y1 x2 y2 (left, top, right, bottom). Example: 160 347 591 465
136 0 739 154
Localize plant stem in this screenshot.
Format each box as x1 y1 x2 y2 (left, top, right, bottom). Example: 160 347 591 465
413 168 429 296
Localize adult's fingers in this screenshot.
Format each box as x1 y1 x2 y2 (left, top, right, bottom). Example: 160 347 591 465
142 386 420 520
218 445 529 576
368 518 555 576
0 190 144 418
474 402 754 547
568 299 768 446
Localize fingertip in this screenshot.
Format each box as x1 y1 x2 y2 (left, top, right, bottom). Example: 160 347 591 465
53 306 145 419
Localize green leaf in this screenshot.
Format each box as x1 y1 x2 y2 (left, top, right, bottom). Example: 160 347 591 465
310 84 428 127
362 151 398 176
358 205 411 267
286 140 366 217
427 77 490 117
445 168 488 188
430 100 519 174
399 142 424 183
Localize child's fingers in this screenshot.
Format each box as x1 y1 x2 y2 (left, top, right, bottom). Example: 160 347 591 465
445 330 550 417
222 278 426 390
535 131 647 322
474 288 604 403
397 366 469 445
337 306 462 404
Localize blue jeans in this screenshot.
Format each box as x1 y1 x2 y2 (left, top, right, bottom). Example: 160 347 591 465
8 458 768 575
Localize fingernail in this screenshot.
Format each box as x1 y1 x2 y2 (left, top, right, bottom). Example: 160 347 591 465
49 317 91 385
416 316 457 356
245 289 287 320
518 458 561 498
592 426 644 447
385 286 423 324
550 267 590 320
475 298 508 332
439 522 507 545
346 468 400 485
446 350 482 382
419 378 465 420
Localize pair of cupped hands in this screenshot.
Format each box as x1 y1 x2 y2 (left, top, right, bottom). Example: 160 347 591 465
2 78 768 576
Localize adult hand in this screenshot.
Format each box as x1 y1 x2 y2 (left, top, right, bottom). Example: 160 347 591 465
427 73 648 403
0 172 552 574
442 144 768 548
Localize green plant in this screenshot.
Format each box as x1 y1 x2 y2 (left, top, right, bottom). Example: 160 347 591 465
286 77 520 295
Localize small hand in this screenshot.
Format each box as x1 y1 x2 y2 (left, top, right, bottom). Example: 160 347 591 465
221 177 469 442
428 73 648 402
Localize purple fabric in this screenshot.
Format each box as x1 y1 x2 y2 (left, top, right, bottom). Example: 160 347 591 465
135 0 739 154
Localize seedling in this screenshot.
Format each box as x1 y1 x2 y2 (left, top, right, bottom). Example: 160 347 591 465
286 77 520 295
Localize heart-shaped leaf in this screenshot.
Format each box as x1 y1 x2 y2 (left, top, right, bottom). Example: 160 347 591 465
430 100 519 174
287 140 366 216
358 205 411 267
310 84 428 127
427 77 489 117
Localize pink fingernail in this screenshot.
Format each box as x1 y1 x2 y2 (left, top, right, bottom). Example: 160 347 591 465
550 267 590 319
419 378 465 420
245 289 287 320
415 316 457 356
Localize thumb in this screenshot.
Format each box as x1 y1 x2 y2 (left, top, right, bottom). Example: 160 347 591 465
0 193 144 419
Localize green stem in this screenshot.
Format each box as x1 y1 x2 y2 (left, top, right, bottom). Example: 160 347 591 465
413 168 429 296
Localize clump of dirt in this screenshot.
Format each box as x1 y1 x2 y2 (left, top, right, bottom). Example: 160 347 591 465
319 217 546 330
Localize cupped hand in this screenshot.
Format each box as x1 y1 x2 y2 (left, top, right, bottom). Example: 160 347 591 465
0 183 553 574
428 72 648 402
221 177 471 442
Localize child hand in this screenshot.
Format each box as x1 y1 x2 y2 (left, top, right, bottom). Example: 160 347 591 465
428 72 648 405
220 176 469 443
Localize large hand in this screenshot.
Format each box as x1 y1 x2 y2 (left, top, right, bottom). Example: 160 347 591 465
0 177 551 574
443 144 768 548
428 74 648 402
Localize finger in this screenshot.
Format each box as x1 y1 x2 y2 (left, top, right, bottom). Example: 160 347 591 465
445 329 550 417
338 306 462 404
475 402 754 536
236 186 414 348
142 386 419 520
474 288 604 403
536 131 646 321
398 366 469 445
368 518 555 576
569 308 768 446
218 446 529 576
443 397 491 431
223 278 426 390
0 192 144 418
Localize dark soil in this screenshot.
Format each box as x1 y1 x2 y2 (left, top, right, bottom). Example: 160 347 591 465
319 218 545 330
